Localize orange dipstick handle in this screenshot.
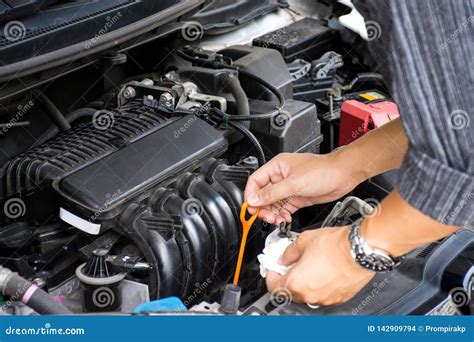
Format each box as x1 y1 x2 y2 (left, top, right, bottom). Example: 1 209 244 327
233 201 260 285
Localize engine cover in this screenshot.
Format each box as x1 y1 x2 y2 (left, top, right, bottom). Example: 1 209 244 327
1 101 169 224
0 101 226 230
57 115 227 234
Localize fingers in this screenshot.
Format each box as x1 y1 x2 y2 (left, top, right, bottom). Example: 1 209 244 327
244 159 281 197
249 180 295 208
258 202 295 224
265 271 286 293
245 156 290 205
280 234 308 266
266 268 309 304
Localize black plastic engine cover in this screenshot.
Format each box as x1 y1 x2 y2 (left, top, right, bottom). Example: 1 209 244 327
56 115 227 234
253 18 339 62
0 102 172 223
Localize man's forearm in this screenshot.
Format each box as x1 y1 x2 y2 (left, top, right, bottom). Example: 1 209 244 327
335 117 408 185
361 189 459 257
334 118 457 256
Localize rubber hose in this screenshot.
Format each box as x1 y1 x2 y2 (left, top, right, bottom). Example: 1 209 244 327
346 72 384 90
176 50 285 120
229 121 266 166
34 91 71 131
3 273 71 315
224 74 250 117
238 69 285 109
33 107 97 147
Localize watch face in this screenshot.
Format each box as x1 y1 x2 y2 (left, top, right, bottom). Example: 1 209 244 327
349 219 399 273
356 251 394 272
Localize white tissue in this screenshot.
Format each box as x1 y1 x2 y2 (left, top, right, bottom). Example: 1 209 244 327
257 230 298 278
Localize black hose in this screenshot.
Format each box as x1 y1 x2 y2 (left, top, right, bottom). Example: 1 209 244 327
209 107 266 166
33 107 97 147
3 272 71 315
228 120 266 166
238 69 285 109
224 74 250 117
85 101 105 109
34 91 71 131
176 50 285 121
222 69 285 121
345 72 384 90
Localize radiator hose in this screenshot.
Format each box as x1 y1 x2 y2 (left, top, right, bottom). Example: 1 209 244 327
0 267 71 315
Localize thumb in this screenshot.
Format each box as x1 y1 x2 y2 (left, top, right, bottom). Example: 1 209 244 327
280 236 307 266
248 180 293 207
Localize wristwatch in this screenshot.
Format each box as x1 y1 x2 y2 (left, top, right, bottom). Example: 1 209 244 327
348 218 404 272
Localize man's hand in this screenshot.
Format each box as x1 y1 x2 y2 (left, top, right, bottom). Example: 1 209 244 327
266 226 374 305
265 190 459 305
244 152 363 224
244 118 408 225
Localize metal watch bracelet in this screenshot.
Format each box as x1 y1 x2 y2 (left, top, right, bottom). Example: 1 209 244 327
349 218 404 273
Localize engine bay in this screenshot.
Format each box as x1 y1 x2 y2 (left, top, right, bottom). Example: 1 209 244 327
0 1 472 316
